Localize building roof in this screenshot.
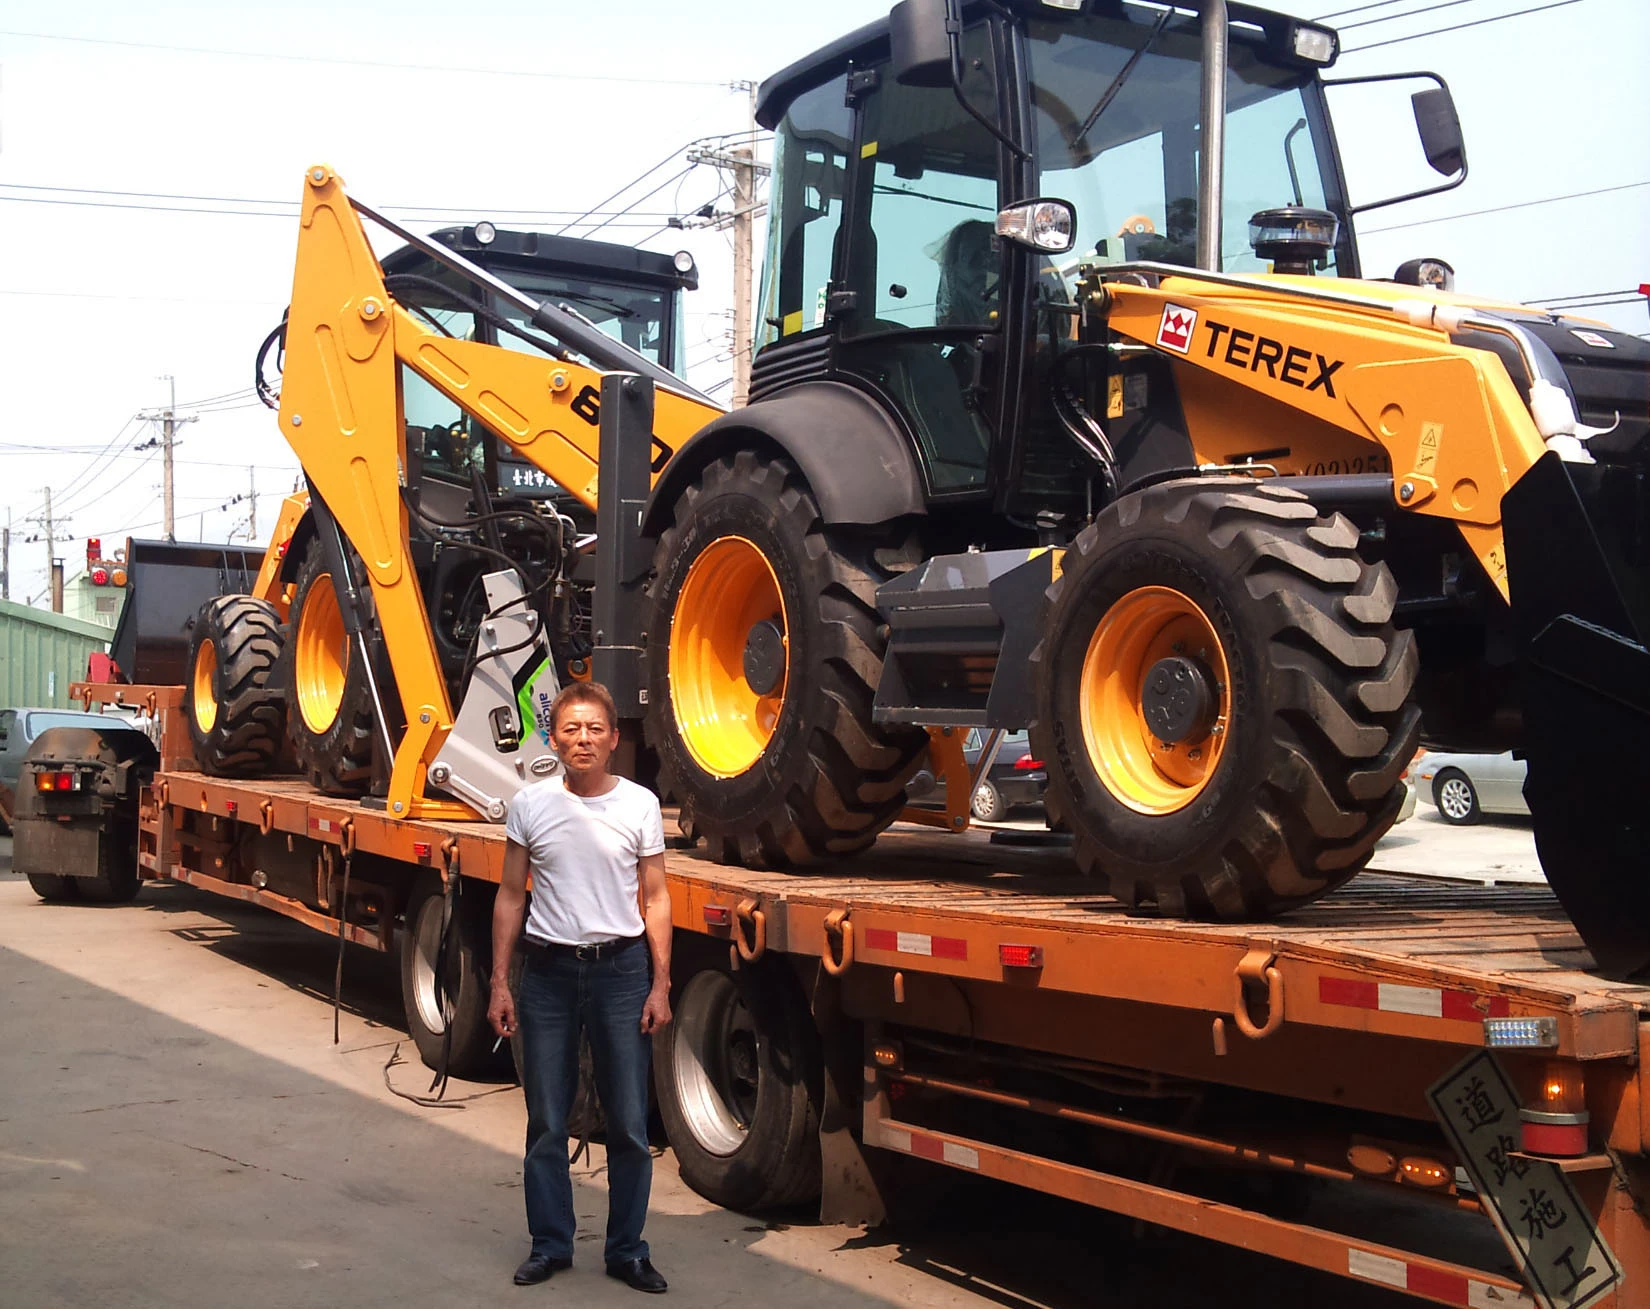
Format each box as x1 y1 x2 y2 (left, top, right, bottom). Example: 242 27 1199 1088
0 596 114 641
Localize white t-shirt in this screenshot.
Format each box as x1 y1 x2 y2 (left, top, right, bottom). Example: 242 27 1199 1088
504 775 666 946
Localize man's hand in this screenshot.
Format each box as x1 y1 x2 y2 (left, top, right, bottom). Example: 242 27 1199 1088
489 979 518 1040
640 983 672 1036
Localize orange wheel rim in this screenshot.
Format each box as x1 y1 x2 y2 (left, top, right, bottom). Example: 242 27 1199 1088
192 638 218 733
1079 585 1231 815
669 536 788 778
296 572 349 734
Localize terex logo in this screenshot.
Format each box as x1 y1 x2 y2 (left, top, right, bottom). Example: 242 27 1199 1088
1204 319 1343 398
1156 304 1198 353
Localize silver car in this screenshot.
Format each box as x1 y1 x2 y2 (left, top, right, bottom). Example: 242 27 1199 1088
1413 750 1528 826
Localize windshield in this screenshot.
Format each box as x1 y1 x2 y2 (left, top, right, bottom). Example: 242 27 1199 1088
494 273 677 374
1028 9 1346 280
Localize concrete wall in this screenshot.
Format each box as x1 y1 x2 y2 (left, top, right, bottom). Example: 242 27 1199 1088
0 598 110 708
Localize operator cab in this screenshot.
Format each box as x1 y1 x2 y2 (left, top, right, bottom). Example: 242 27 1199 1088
381 227 697 509
752 0 1459 531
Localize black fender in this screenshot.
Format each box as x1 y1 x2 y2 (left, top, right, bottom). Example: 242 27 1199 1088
641 380 926 538
278 510 318 585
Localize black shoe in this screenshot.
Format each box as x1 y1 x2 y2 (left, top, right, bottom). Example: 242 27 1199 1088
606 1257 668 1293
513 1253 572 1286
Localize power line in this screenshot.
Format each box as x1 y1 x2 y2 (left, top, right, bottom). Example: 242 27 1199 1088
1339 0 1493 30
1314 0 1421 17
1358 180 1648 234
1343 0 1586 52
554 130 763 236
0 181 679 221
0 191 668 226
0 28 733 88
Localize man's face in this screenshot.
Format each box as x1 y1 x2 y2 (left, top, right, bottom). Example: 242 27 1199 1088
553 702 615 777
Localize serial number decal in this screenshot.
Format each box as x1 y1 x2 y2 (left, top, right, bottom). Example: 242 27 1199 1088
1204 319 1344 398
1301 455 1391 476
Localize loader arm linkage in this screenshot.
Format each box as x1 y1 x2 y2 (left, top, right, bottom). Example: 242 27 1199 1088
275 165 720 820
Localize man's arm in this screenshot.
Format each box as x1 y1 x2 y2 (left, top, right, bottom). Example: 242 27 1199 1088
638 852 672 1035
489 839 531 1039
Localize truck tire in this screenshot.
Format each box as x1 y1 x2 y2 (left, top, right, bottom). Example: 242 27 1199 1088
645 450 927 865
284 537 376 795
75 860 141 905
26 873 79 902
187 595 286 777
654 962 821 1211
399 875 501 1079
1029 480 1419 917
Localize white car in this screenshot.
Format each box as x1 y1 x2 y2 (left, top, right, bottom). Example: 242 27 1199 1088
1413 750 1528 825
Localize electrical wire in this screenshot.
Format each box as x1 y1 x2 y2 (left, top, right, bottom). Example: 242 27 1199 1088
1338 0 1495 30
1342 0 1586 52
0 28 733 88
1357 180 1648 234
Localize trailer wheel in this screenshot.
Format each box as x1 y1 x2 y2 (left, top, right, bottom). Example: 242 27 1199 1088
26 873 79 902
1029 480 1420 917
74 860 141 905
399 875 501 1079
645 450 927 866
654 963 821 1211
284 537 376 795
187 595 285 777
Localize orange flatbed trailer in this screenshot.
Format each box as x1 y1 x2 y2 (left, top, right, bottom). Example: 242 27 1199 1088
77 683 1650 1307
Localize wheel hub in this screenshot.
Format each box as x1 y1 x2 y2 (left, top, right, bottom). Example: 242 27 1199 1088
1142 655 1217 744
742 619 786 697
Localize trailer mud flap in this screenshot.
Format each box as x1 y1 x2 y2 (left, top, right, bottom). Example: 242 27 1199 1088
1430 1050 1621 1309
1502 453 1650 978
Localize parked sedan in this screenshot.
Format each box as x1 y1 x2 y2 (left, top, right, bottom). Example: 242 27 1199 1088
1412 750 1529 826
907 729 1048 822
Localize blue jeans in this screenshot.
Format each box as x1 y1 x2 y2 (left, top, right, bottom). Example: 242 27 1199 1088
516 938 653 1266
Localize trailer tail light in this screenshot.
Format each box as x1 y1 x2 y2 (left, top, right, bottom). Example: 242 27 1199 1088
1398 1156 1452 1189
702 905 732 927
1013 755 1044 771
1483 1016 1559 1048
998 943 1044 969
225 800 237 816
412 841 432 860
37 770 81 792
872 1040 903 1071
1522 1061 1590 1157
91 567 110 586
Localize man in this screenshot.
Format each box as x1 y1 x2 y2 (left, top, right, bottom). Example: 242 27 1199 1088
490 681 672 1293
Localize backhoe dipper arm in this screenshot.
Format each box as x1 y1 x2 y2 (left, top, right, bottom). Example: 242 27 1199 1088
275 165 721 820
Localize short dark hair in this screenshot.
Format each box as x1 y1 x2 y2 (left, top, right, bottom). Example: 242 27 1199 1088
550 680 617 730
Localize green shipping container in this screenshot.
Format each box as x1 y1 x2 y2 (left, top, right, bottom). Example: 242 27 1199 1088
0 598 110 709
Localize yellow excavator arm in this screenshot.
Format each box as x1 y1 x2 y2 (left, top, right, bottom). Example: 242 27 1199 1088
273 164 722 818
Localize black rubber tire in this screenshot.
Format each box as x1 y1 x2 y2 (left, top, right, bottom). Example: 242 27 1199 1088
283 536 376 796
645 450 927 865
1433 769 1482 826
970 779 1007 823
75 861 141 905
653 961 821 1212
187 595 286 777
399 875 502 1079
1029 480 1420 918
26 873 79 902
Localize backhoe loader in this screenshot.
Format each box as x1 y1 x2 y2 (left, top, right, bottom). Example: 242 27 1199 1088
193 0 1649 976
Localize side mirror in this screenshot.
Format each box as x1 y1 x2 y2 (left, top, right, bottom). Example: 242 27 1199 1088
1412 87 1465 176
996 199 1077 254
889 0 953 88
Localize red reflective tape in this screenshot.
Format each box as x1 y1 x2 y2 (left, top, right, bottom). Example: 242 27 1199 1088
930 936 968 961
1320 976 1379 1010
1406 1263 1469 1305
864 928 898 953
1440 991 1510 1021
909 1132 945 1162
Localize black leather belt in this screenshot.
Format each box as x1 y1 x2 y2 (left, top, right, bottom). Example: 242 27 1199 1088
522 933 645 962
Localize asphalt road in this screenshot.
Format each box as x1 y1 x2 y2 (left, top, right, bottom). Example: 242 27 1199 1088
0 823 1532 1309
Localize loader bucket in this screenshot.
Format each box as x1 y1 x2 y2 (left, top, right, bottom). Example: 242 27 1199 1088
1502 453 1650 978
107 539 265 685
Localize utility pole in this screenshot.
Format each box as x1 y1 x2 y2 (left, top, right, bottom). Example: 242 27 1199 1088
2 507 10 601
686 82 768 408
162 374 177 541
26 486 69 613
247 466 258 542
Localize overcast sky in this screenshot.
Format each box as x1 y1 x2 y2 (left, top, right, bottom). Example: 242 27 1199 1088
1 0 1644 606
